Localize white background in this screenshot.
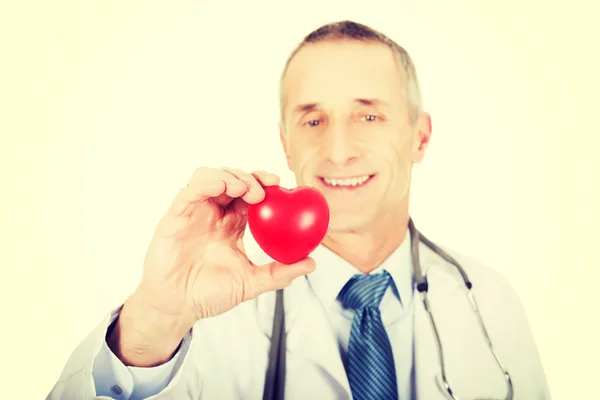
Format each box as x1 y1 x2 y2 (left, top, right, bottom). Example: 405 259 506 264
1 1 598 398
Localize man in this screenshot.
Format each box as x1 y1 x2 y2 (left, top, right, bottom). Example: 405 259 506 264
47 20 550 399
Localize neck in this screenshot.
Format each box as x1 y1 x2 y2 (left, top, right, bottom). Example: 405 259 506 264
321 208 410 274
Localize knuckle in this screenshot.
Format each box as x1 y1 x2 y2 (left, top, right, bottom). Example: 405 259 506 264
222 167 248 181
232 169 261 187
230 168 254 180
251 171 270 182
255 170 277 179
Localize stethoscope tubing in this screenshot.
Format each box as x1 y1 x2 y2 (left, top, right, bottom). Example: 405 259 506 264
263 218 514 400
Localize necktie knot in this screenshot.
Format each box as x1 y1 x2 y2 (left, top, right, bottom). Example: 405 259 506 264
338 271 392 310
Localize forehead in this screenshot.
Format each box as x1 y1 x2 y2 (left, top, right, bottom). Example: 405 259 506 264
282 40 407 113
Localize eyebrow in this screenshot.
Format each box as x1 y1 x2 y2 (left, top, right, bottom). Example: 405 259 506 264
354 98 389 108
293 102 319 115
292 98 388 115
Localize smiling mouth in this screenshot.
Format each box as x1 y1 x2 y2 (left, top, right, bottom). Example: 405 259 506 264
318 174 375 188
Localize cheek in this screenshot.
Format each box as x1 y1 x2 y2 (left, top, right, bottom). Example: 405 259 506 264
372 135 413 199
390 128 414 154
361 132 413 164
289 140 320 171
395 137 414 163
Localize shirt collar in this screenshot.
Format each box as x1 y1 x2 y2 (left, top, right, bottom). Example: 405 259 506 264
306 227 414 309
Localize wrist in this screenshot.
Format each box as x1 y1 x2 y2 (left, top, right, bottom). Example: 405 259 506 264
107 290 195 367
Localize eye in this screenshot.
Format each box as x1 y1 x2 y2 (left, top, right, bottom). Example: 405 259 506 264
362 114 378 122
306 119 321 127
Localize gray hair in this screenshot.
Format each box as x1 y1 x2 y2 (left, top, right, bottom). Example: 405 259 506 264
279 20 423 126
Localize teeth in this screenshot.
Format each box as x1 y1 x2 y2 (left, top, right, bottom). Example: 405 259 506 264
323 175 371 187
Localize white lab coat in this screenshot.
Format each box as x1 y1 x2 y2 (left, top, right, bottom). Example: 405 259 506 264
47 242 551 399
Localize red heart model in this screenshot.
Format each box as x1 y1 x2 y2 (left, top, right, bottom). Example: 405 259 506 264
247 185 330 265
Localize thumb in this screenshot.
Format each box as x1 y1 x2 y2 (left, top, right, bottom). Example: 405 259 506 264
249 257 317 296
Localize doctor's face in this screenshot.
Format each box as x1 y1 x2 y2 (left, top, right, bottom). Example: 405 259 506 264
280 40 431 232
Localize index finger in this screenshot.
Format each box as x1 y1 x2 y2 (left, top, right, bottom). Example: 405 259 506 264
167 167 246 217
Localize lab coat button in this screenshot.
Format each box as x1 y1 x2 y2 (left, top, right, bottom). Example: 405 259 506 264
111 385 123 395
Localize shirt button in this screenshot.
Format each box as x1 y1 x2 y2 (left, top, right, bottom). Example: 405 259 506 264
111 385 123 395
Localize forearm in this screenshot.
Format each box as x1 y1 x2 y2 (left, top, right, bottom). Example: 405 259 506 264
107 290 195 367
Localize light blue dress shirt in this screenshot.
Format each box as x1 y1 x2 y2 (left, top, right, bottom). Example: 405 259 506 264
92 231 415 399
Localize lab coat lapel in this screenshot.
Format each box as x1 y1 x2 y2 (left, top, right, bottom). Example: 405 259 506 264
413 242 459 400
413 279 444 399
412 243 510 400
284 277 353 397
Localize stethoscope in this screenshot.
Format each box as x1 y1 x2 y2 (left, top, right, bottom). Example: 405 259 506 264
262 218 514 400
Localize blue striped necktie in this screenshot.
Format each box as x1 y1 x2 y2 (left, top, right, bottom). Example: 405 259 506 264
338 271 398 400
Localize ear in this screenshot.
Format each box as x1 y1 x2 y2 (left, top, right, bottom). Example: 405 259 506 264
279 123 293 170
411 112 432 164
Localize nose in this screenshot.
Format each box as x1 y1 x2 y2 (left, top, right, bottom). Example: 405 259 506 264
321 121 359 165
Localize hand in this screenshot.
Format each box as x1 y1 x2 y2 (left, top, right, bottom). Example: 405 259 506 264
136 167 315 323
109 167 316 366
